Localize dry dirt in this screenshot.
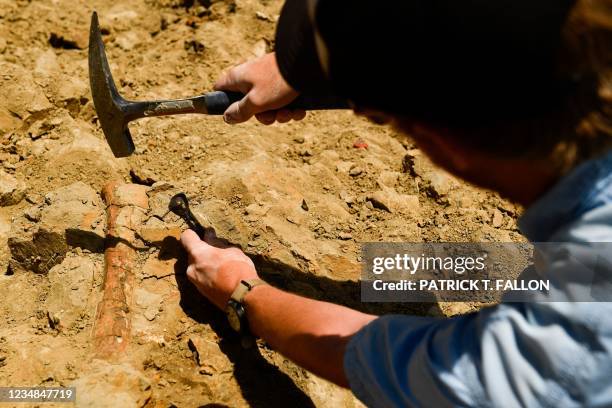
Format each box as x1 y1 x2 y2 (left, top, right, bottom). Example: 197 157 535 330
0 0 524 407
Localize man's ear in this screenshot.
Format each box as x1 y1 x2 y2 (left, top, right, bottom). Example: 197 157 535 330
411 122 472 173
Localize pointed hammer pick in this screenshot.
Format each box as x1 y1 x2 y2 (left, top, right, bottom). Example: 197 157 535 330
88 12 348 158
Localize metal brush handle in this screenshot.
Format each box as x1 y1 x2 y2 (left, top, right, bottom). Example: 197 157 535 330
168 193 206 239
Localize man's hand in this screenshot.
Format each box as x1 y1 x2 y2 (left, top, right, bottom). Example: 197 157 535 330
180 230 374 388
214 53 307 125
180 230 258 309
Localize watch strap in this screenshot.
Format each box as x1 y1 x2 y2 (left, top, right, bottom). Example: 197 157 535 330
230 278 267 303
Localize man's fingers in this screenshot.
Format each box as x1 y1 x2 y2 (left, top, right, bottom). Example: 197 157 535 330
276 109 292 123
255 109 307 125
255 111 276 125
224 95 256 124
214 66 251 94
292 109 307 121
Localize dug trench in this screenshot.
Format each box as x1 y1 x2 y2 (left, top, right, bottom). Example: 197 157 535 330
0 0 524 406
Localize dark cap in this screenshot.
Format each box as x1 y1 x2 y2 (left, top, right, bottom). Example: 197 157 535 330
277 0 577 126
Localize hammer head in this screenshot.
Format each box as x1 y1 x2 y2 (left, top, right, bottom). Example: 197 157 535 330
89 12 135 158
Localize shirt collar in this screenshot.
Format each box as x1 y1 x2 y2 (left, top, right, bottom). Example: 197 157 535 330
518 149 612 242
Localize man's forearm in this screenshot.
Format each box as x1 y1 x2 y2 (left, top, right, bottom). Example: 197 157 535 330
244 285 377 387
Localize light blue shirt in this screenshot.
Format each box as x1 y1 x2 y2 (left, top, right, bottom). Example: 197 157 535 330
345 150 612 407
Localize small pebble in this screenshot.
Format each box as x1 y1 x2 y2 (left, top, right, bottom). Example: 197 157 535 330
349 167 363 177
339 232 353 240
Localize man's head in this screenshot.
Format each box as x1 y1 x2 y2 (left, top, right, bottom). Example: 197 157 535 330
350 0 612 203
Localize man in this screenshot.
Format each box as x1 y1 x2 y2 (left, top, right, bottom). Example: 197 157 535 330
180 0 612 406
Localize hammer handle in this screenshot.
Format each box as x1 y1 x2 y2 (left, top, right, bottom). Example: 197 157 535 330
204 91 349 115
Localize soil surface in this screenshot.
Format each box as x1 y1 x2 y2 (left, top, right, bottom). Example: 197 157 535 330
0 0 524 406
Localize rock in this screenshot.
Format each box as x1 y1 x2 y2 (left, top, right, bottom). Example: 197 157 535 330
47 311 61 329
143 309 157 321
318 254 361 281
298 147 313 157
44 127 128 190
427 170 454 198
115 31 143 51
194 5 211 17
318 150 340 167
255 11 273 21
184 39 205 54
338 191 352 204
349 166 363 177
106 7 139 31
192 199 250 249
41 182 106 248
335 161 354 173
45 255 98 329
49 30 88 50
377 171 400 188
304 375 358 408
8 182 106 273
0 62 52 127
0 170 26 206
148 181 174 194
293 135 305 144
130 167 157 186
367 188 420 215
188 336 231 375
142 256 177 280
0 110 20 134
403 149 458 198
53 76 88 112
8 229 69 274
492 209 504 228
263 242 302 271
441 302 477 317
0 214 10 273
25 193 43 205
110 184 149 209
475 209 491 224
147 183 180 220
34 49 60 78
244 203 269 219
308 196 351 222
134 287 163 323
24 206 41 222
138 218 181 247
71 361 152 408
27 119 57 140
301 199 309 211
338 232 352 240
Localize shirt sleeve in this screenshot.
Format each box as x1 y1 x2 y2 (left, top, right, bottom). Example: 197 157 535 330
344 303 599 407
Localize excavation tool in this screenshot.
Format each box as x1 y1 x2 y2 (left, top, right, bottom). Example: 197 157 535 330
88 12 348 158
169 193 206 239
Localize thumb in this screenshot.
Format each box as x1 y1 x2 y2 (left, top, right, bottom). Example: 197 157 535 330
181 229 211 256
224 94 256 124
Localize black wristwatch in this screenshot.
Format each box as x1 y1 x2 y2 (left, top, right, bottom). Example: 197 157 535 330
225 279 267 337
